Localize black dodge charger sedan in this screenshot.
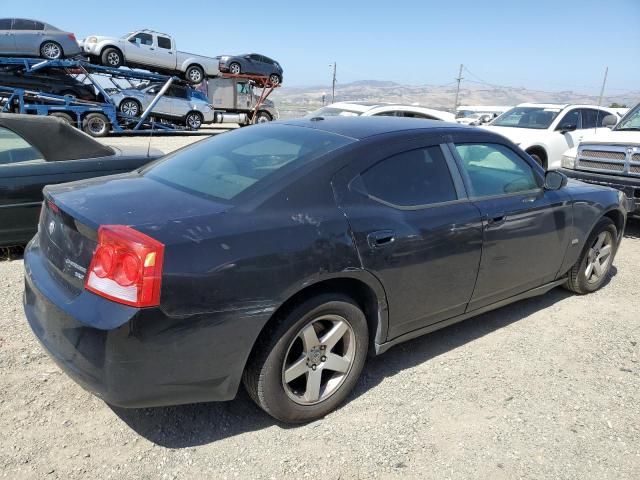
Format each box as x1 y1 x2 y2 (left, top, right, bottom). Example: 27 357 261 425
24 117 627 423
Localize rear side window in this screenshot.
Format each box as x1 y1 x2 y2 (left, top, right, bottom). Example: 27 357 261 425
0 19 12 29
146 125 354 201
157 36 171 49
455 143 538 197
0 126 44 165
358 146 457 207
581 109 610 129
12 19 37 30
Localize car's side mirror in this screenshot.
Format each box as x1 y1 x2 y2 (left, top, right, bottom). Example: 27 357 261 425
558 124 577 134
602 114 617 128
544 170 568 190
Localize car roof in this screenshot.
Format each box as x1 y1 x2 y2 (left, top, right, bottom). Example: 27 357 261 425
516 103 614 110
0 114 114 161
278 116 471 140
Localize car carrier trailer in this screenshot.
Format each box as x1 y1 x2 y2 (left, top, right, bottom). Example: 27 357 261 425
0 57 209 136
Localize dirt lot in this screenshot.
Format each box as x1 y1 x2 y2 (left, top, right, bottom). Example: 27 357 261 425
0 133 639 479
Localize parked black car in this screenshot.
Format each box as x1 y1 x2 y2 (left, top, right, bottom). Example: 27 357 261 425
0 114 161 246
23 118 627 423
0 68 99 101
217 53 283 85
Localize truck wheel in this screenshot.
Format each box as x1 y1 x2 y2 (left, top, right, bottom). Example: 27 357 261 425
82 113 110 137
185 65 204 84
119 99 142 117
269 74 281 85
255 111 272 123
185 111 203 130
48 112 74 125
101 48 123 68
229 62 241 75
40 41 63 59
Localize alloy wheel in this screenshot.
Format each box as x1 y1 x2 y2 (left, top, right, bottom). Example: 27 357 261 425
281 314 355 405
229 63 241 75
42 43 61 59
188 68 202 83
107 52 121 66
186 113 202 129
585 231 613 284
120 101 140 117
87 117 107 135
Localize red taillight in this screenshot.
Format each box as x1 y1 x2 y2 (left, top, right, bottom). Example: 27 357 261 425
85 225 164 308
68 33 76 41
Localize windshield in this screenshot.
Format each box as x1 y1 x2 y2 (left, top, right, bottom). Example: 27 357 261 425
191 90 209 102
614 104 640 131
305 107 363 118
492 106 562 129
145 125 355 201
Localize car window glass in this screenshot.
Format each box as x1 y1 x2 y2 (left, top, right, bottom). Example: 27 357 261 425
33 21 44 30
0 126 45 165
371 111 399 117
359 146 457 207
146 125 354 201
157 36 171 49
557 109 579 129
581 109 609 129
0 19 11 30
130 32 153 46
403 111 437 119
12 19 37 30
236 83 250 94
455 143 538 197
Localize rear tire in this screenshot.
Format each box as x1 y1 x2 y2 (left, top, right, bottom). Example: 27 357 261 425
529 153 544 168
48 112 73 125
119 99 142 117
185 65 204 84
101 47 123 68
564 217 617 294
269 74 281 85
243 294 368 424
254 111 272 123
82 112 110 137
40 41 63 59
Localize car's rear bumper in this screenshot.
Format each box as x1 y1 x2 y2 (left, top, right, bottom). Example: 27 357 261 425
23 237 271 408
560 168 639 216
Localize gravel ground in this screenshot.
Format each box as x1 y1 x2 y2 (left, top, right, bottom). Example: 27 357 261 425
0 134 638 479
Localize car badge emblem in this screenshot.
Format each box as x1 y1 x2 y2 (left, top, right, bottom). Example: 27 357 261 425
627 147 634 154
48 220 55 235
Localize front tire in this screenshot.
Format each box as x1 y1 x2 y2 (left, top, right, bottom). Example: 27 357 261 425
101 47 123 68
243 294 369 423
40 41 63 59
254 111 272 124
564 217 617 294
184 111 203 130
82 112 110 137
229 62 241 75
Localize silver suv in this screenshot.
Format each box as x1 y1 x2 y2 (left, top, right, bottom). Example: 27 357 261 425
109 83 214 130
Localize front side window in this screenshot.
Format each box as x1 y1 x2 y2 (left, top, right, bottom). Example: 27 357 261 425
0 126 44 165
358 146 457 207
455 143 538 197
0 19 11 30
130 32 153 46
145 125 355 201
556 109 580 130
157 36 171 49
581 109 610 129
492 106 562 129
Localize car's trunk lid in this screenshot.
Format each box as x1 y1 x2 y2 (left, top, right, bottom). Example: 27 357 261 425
40 172 230 295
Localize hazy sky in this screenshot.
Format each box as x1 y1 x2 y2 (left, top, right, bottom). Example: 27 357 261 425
6 0 640 95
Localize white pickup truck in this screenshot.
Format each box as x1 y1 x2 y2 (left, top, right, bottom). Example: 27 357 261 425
81 30 219 83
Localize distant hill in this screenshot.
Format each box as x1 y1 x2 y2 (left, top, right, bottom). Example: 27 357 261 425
271 80 639 119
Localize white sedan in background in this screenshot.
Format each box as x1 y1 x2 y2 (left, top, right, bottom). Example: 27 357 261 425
482 103 618 169
306 101 455 122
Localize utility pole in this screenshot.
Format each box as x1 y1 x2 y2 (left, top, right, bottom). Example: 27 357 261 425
330 62 337 103
453 63 463 113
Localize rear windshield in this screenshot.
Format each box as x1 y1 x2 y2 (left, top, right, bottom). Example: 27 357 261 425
145 125 355 201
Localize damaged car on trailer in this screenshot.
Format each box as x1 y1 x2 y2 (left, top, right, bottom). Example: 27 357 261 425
23 117 628 424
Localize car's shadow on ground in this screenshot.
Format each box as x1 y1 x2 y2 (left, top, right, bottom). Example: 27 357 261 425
112 283 589 448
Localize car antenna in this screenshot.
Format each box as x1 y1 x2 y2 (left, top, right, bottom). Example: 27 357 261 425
146 121 155 157
595 66 608 135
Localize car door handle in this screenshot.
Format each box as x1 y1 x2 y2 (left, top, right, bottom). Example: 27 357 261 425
149 47 155 50
367 230 395 249
486 214 506 226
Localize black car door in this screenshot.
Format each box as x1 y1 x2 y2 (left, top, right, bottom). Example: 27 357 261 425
334 135 483 340
448 140 572 311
